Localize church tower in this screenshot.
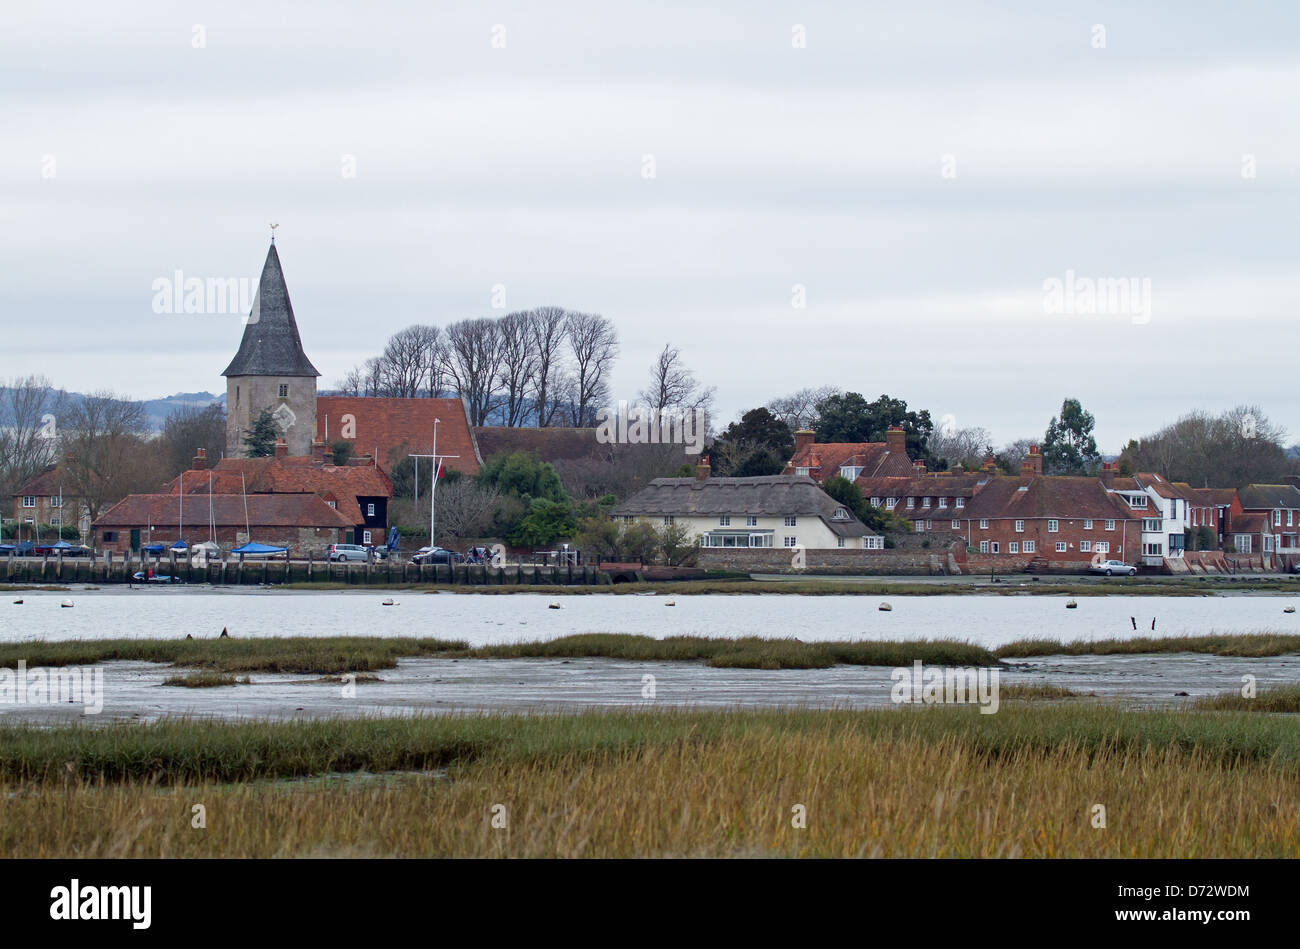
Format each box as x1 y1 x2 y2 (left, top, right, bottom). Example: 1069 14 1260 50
222 242 320 457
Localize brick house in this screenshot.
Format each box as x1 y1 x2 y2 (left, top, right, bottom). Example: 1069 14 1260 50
10 465 91 538
782 426 916 483
92 493 353 555
1235 484 1300 556
316 396 482 476
161 443 392 547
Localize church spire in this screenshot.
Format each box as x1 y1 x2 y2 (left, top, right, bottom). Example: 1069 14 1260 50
221 243 320 378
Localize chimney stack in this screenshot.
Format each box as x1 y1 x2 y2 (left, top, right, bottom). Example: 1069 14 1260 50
912 459 927 475
793 429 814 456
311 440 334 465
274 437 288 459
695 455 711 481
1100 461 1117 489
349 452 373 467
982 456 997 472
886 426 907 457
192 448 207 471
1026 444 1043 477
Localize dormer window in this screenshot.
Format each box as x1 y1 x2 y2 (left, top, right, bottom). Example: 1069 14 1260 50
795 467 811 477
906 497 915 509
955 498 965 508
840 465 862 480
922 497 931 507
832 507 849 521
938 497 948 508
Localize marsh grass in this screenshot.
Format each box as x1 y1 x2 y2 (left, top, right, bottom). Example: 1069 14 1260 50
1192 684 1300 713
1 706 1298 857
0 634 995 674
160 673 242 688
999 683 1082 700
997 632 1300 659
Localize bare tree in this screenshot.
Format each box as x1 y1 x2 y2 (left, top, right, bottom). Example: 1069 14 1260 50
528 306 570 427
639 343 715 417
158 403 226 478
565 312 618 427
440 317 504 426
378 325 442 398
928 425 994 471
767 385 842 430
495 312 539 426
58 391 151 521
0 375 62 498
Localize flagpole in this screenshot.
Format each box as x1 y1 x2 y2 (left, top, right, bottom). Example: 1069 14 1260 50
430 418 439 546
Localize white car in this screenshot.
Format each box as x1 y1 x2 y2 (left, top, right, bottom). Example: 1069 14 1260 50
1089 559 1137 577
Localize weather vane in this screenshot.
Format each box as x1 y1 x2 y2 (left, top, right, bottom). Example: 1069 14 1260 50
270 222 279 244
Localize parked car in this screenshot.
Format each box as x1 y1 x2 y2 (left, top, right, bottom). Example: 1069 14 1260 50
411 546 461 566
328 543 378 563
464 546 492 564
1089 559 1137 577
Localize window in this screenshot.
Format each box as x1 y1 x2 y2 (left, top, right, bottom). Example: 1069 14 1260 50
979 541 989 553
1233 535 1251 553
837 536 845 548
831 508 849 521
1096 541 1109 553
746 516 757 527
865 536 884 550
103 531 116 542
1142 519 1161 532
1275 510 1282 526
906 497 915 509
784 515 797 527
50 516 60 526
955 498 965 509
278 384 289 398
938 497 948 508
979 519 989 530
951 519 960 529
990 542 999 553
840 466 862 480
23 517 33 524
783 536 797 547
663 516 674 526
367 503 376 517
328 500 337 509
51 496 62 508
1080 540 1091 552
1105 519 1115 531
925 520 932 530
1023 540 1036 553
719 516 731 526
362 530 372 544
1048 519 1059 532
22 496 34 508
870 497 882 508
1014 520 1024 533
1083 519 1092 530
922 497 931 507
795 467 810 477
915 521 924 533
1055 542 1067 552
1009 542 1019 554
885 498 897 510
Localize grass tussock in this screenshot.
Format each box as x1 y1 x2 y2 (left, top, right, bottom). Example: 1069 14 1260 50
997 633 1300 659
1193 684 1300 713
0 636 468 675
456 634 997 670
160 673 244 688
1 706 1299 857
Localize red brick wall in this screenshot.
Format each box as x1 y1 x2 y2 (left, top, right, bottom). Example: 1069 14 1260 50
960 516 1141 564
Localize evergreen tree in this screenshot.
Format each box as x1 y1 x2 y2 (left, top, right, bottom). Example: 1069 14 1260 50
1041 398 1099 475
242 409 280 458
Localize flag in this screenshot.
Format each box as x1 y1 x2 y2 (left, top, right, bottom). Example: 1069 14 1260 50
435 458 444 479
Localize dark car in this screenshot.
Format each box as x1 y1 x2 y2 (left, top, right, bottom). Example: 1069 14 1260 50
412 546 461 565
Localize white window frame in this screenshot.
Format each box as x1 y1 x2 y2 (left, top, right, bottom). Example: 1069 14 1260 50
22 496 35 508
784 515 797 527
719 516 731 526
745 516 757 527
1014 519 1024 533
1048 519 1059 533
1080 540 1091 552
1083 519 1092 530
1023 540 1036 553
1055 541 1067 552
1009 541 1019 554
978 541 989 553
1105 519 1115 531
979 519 988 530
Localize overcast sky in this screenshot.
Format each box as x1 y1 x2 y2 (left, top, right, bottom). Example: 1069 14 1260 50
2 1 1297 453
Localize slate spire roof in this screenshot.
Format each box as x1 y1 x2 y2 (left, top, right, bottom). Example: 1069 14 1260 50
221 243 320 378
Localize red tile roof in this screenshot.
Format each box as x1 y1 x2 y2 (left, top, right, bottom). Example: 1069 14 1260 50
316 397 481 475
162 457 391 525
13 465 85 498
963 476 1140 521
94 493 353 529
784 442 913 482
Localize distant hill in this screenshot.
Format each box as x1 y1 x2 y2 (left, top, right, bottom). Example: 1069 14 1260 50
0 388 224 433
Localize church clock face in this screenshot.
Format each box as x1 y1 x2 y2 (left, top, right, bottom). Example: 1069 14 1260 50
272 403 298 433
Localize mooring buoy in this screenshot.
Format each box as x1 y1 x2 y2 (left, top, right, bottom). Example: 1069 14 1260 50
878 602 892 612
1065 599 1078 609
60 599 73 608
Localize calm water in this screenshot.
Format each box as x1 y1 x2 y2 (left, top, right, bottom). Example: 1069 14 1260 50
2 588 1296 647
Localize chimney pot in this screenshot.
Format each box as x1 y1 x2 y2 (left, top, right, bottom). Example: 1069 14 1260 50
695 456 711 481
192 448 207 471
